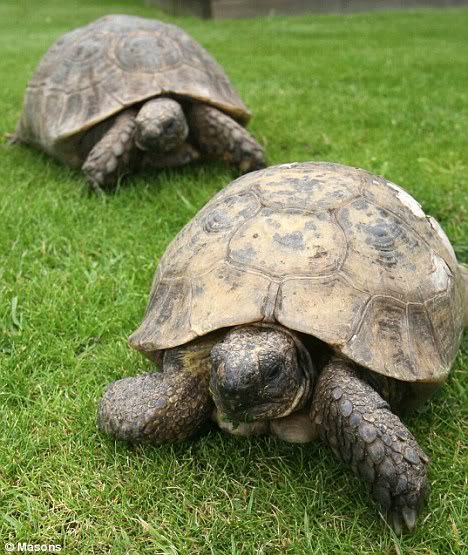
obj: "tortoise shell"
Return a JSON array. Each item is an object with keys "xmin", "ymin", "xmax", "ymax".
[
  {"xmin": 129, "ymin": 162, "xmax": 465, "ymax": 384},
  {"xmin": 15, "ymin": 14, "xmax": 250, "ymax": 165}
]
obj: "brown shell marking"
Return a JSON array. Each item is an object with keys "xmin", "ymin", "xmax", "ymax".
[
  {"xmin": 15, "ymin": 14, "xmax": 250, "ymax": 163},
  {"xmin": 130, "ymin": 162, "xmax": 464, "ymax": 384}
]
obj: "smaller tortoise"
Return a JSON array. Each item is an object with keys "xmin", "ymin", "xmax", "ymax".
[
  {"xmin": 12, "ymin": 14, "xmax": 265, "ymax": 191},
  {"xmin": 98, "ymin": 162, "xmax": 467, "ymax": 532}
]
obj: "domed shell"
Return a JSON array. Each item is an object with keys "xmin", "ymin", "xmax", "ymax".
[
  {"xmin": 130, "ymin": 162, "xmax": 465, "ymax": 384},
  {"xmin": 15, "ymin": 14, "xmax": 250, "ymax": 164}
]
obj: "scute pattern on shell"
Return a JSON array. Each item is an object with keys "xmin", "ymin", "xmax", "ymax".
[
  {"xmin": 130, "ymin": 162, "xmax": 465, "ymax": 384},
  {"xmin": 15, "ymin": 14, "xmax": 249, "ymax": 163}
]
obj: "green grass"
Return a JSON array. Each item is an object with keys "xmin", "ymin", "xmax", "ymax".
[{"xmin": 1, "ymin": 0, "xmax": 467, "ymax": 553}]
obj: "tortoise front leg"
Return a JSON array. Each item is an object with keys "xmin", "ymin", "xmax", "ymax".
[
  {"xmin": 188, "ymin": 104, "xmax": 266, "ymax": 174},
  {"xmin": 82, "ymin": 108, "xmax": 138, "ymax": 192},
  {"xmin": 98, "ymin": 344, "xmax": 213, "ymax": 444},
  {"xmin": 310, "ymin": 358, "xmax": 429, "ymax": 533}
]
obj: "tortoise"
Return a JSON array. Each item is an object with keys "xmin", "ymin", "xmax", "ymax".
[
  {"xmin": 11, "ymin": 14, "xmax": 265, "ymax": 191},
  {"xmin": 98, "ymin": 162, "xmax": 467, "ymax": 532}
]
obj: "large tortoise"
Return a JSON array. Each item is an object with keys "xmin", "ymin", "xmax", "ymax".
[
  {"xmin": 12, "ymin": 14, "xmax": 265, "ymax": 191},
  {"xmin": 98, "ymin": 162, "xmax": 467, "ymax": 532}
]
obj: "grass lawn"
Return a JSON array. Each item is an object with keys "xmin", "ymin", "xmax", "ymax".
[{"xmin": 1, "ymin": 0, "xmax": 467, "ymax": 553}]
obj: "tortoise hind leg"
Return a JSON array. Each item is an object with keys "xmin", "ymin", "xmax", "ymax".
[
  {"xmin": 310, "ymin": 357, "xmax": 429, "ymax": 533},
  {"xmin": 188, "ymin": 104, "xmax": 266, "ymax": 174},
  {"xmin": 82, "ymin": 108, "xmax": 138, "ymax": 192},
  {"xmin": 98, "ymin": 342, "xmax": 213, "ymax": 443}
]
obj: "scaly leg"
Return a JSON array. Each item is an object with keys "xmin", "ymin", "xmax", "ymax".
[
  {"xmin": 188, "ymin": 104, "xmax": 266, "ymax": 174},
  {"xmin": 98, "ymin": 341, "xmax": 213, "ymax": 443},
  {"xmin": 82, "ymin": 108, "xmax": 138, "ymax": 192},
  {"xmin": 310, "ymin": 357, "xmax": 429, "ymax": 533}
]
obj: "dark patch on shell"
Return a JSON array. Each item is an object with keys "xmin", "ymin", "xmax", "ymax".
[
  {"xmin": 273, "ymin": 231, "xmax": 305, "ymax": 250},
  {"xmin": 230, "ymin": 245, "xmax": 256, "ymax": 263},
  {"xmin": 353, "ymin": 197, "xmax": 368, "ymax": 210},
  {"xmin": 202, "ymin": 209, "xmax": 232, "ymax": 233}
]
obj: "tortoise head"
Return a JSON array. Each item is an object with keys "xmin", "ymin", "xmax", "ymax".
[
  {"xmin": 210, "ymin": 324, "xmax": 315, "ymax": 422},
  {"xmin": 134, "ymin": 98, "xmax": 188, "ymax": 153}
]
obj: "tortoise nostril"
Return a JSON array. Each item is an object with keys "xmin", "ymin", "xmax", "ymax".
[{"xmin": 164, "ymin": 119, "xmax": 176, "ymax": 132}]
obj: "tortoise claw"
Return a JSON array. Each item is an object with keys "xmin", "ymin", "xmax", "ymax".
[
  {"xmin": 387, "ymin": 506, "xmax": 418, "ymax": 534},
  {"xmin": 402, "ymin": 506, "xmax": 417, "ymax": 531},
  {"xmin": 390, "ymin": 511, "xmax": 403, "ymax": 535},
  {"xmin": 87, "ymin": 177, "xmax": 105, "ymax": 195}
]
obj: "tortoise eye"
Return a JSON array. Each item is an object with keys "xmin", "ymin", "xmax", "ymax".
[{"xmin": 264, "ymin": 361, "xmax": 282, "ymax": 382}]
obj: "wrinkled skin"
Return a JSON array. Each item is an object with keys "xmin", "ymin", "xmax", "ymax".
[{"xmin": 98, "ymin": 323, "xmax": 433, "ymax": 533}]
